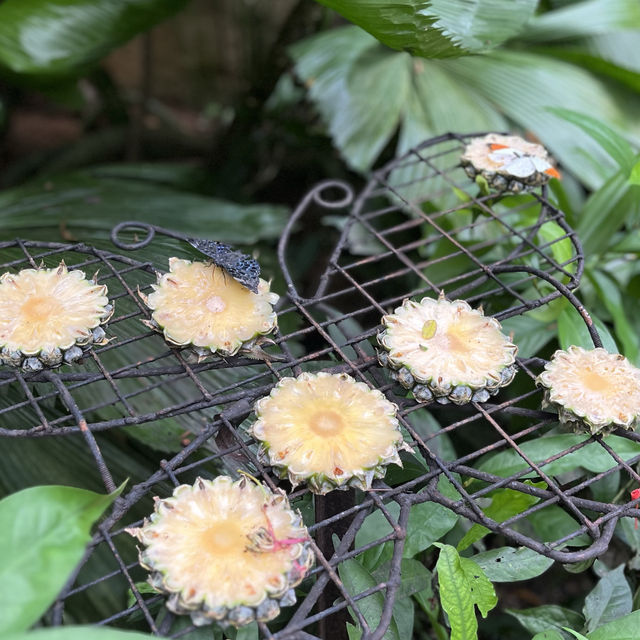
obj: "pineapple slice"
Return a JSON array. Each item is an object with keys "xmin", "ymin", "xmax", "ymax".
[
  {"xmin": 537, "ymin": 346, "xmax": 640, "ymax": 434},
  {"xmin": 0, "ymin": 262, "xmax": 112, "ymax": 372},
  {"xmin": 143, "ymin": 257, "xmax": 278, "ymax": 360},
  {"xmin": 377, "ymin": 295, "xmax": 517, "ymax": 405},
  {"xmin": 251, "ymin": 372, "xmax": 407, "ymax": 494},
  {"xmin": 461, "ymin": 133, "xmax": 559, "ymax": 193},
  {"xmin": 127, "ymin": 475, "xmax": 313, "ymax": 628}
]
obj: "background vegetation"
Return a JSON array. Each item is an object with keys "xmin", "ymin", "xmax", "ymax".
[{"xmin": 1, "ymin": 1, "xmax": 640, "ymax": 639}]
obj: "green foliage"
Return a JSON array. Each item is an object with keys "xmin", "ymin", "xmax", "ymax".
[
  {"xmin": 0, "ymin": 0, "xmax": 188, "ymax": 79},
  {"xmin": 583, "ymin": 563, "xmax": 632, "ymax": 632},
  {"xmin": 470, "ymin": 547, "xmax": 554, "ymax": 582},
  {"xmin": 0, "ymin": 483, "xmax": 123, "ymax": 633},
  {"xmin": 434, "ymin": 543, "xmax": 497, "ymax": 640},
  {"xmin": 457, "ymin": 482, "xmax": 545, "ymax": 551},
  {"xmin": 506, "ymin": 604, "xmax": 584, "ymax": 636},
  {"xmin": 338, "ymin": 557, "xmax": 404, "ymax": 639},
  {"xmin": 294, "ymin": 4, "xmax": 639, "ymax": 188},
  {"xmin": 0, "ymin": 169, "xmax": 289, "ymax": 246},
  {"xmin": 311, "ymin": 0, "xmax": 538, "ymax": 58},
  {"xmin": 557, "ymin": 306, "xmax": 618, "ymax": 353},
  {"xmin": 478, "ymin": 434, "xmax": 640, "ymax": 479}
]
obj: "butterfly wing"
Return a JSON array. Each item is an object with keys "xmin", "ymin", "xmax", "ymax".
[
  {"xmin": 187, "ymin": 238, "xmax": 261, "ymax": 293},
  {"xmin": 502, "ymin": 156, "xmax": 537, "ymax": 178}
]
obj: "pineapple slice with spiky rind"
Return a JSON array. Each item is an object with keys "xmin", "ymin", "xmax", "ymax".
[
  {"xmin": 143, "ymin": 257, "xmax": 278, "ymax": 359},
  {"xmin": 251, "ymin": 372, "xmax": 408, "ymax": 495},
  {"xmin": 461, "ymin": 133, "xmax": 557, "ymax": 193},
  {"xmin": 0, "ymin": 262, "xmax": 112, "ymax": 372},
  {"xmin": 377, "ymin": 295, "xmax": 518, "ymax": 405},
  {"xmin": 127, "ymin": 475, "xmax": 314, "ymax": 628},
  {"xmin": 537, "ymin": 346, "xmax": 640, "ymax": 435}
]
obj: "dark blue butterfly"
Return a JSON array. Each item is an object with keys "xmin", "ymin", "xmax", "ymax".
[{"xmin": 188, "ymin": 238, "xmax": 260, "ymax": 293}]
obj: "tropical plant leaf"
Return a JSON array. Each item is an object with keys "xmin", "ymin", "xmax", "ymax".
[
  {"xmin": 312, "ymin": 0, "xmax": 537, "ymax": 58},
  {"xmin": 477, "ymin": 434, "xmax": 640, "ymax": 479},
  {"xmin": 521, "ymin": 0, "xmax": 640, "ymax": 42},
  {"xmin": 0, "ymin": 483, "xmax": 123, "ymax": 633},
  {"xmin": 434, "ymin": 543, "xmax": 497, "ymax": 640},
  {"xmin": 292, "ymin": 28, "xmax": 632, "ymax": 187},
  {"xmin": 0, "ymin": 170, "xmax": 289, "ymax": 245},
  {"xmin": 583, "ymin": 563, "xmax": 632, "ymax": 632},
  {"xmin": 547, "ymin": 107, "xmax": 636, "ymax": 171},
  {"xmin": 587, "ymin": 610, "xmax": 640, "ymax": 639},
  {"xmin": 506, "ymin": 604, "xmax": 585, "ymax": 636},
  {"xmin": 557, "ymin": 306, "xmax": 618, "ymax": 354},
  {"xmin": 587, "ymin": 269, "xmax": 640, "ymax": 363},
  {"xmin": 576, "ymin": 169, "xmax": 639, "ymax": 254},
  {"xmin": 0, "ymin": 0, "xmax": 188, "ymax": 77},
  {"xmin": 440, "ymin": 50, "xmax": 628, "ymax": 188},
  {"xmin": 471, "ymin": 546, "xmax": 554, "ymax": 582},
  {"xmin": 354, "ymin": 496, "xmax": 458, "ymax": 561},
  {"xmin": 338, "ymin": 558, "xmax": 402, "ymax": 640},
  {"xmin": 457, "ymin": 483, "xmax": 544, "ymax": 551}
]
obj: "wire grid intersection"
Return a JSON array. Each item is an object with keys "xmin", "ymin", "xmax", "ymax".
[{"xmin": 2, "ymin": 133, "xmax": 639, "ymax": 639}]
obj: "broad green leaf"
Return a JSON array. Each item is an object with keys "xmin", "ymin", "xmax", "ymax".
[
  {"xmin": 630, "ymin": 159, "xmax": 640, "ymax": 186},
  {"xmin": 457, "ymin": 483, "xmax": 544, "ymax": 551},
  {"xmin": 477, "ymin": 434, "xmax": 640, "ymax": 479},
  {"xmin": 576, "ymin": 169, "xmax": 635, "ymax": 254},
  {"xmin": 0, "ymin": 171, "xmax": 289, "ymax": 245},
  {"xmin": 0, "ymin": 484, "xmax": 123, "ymax": 633},
  {"xmin": 372, "ymin": 558, "xmax": 431, "ymax": 600},
  {"xmin": 527, "ymin": 505, "xmax": 591, "ymax": 547},
  {"xmin": 404, "ymin": 500, "xmax": 459, "ymax": 557},
  {"xmin": 0, "ymin": 628, "xmax": 157, "ymax": 640},
  {"xmin": 338, "ymin": 558, "xmax": 401, "ymax": 640},
  {"xmin": 290, "ymin": 27, "xmax": 408, "ymax": 172},
  {"xmin": 313, "ymin": 0, "xmax": 537, "ymax": 58},
  {"xmin": 414, "ymin": 575, "xmax": 449, "ymax": 640},
  {"xmin": 564, "ymin": 630, "xmax": 589, "ymax": 640},
  {"xmin": 532, "ymin": 632, "xmax": 565, "ymax": 640},
  {"xmin": 534, "ymin": 41, "xmax": 640, "ymax": 95},
  {"xmin": 583, "ymin": 564, "xmax": 632, "ymax": 632},
  {"xmin": 587, "ymin": 269, "xmax": 640, "ymax": 363},
  {"xmin": 547, "ymin": 108, "xmax": 635, "ymax": 171},
  {"xmin": 506, "ymin": 605, "xmax": 584, "ymax": 636},
  {"xmin": 355, "ymin": 497, "xmax": 458, "ymax": 562},
  {"xmin": 587, "ymin": 610, "xmax": 640, "ymax": 639},
  {"xmin": 434, "ymin": 544, "xmax": 478, "ymax": 640},
  {"xmin": 558, "ymin": 306, "xmax": 618, "ymax": 354},
  {"xmin": 458, "ymin": 556, "xmax": 497, "ymax": 618},
  {"xmin": 0, "ymin": 0, "xmax": 187, "ymax": 77},
  {"xmin": 471, "ymin": 546, "xmax": 554, "ymax": 582},
  {"xmin": 235, "ymin": 623, "xmax": 260, "ymax": 640},
  {"xmin": 522, "ymin": 0, "xmax": 640, "ymax": 42}
]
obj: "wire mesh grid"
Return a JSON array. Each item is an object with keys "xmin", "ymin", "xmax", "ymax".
[{"xmin": 3, "ymin": 132, "xmax": 640, "ymax": 639}]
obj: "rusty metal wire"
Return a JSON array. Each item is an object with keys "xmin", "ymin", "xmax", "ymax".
[{"xmin": 2, "ymin": 132, "xmax": 639, "ymax": 640}]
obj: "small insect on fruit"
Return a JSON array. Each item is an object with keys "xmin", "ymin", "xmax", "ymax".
[
  {"xmin": 141, "ymin": 257, "xmax": 279, "ymax": 361},
  {"xmin": 461, "ymin": 133, "xmax": 560, "ymax": 193},
  {"xmin": 0, "ymin": 262, "xmax": 112, "ymax": 372},
  {"xmin": 188, "ymin": 238, "xmax": 260, "ymax": 294},
  {"xmin": 127, "ymin": 475, "xmax": 314, "ymax": 628}
]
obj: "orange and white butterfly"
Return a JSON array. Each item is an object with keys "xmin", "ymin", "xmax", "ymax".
[{"xmin": 488, "ymin": 143, "xmax": 560, "ymax": 179}]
